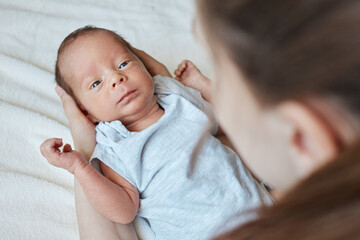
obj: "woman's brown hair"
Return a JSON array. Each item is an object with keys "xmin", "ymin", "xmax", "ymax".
[{"xmin": 197, "ymin": 0, "xmax": 360, "ymax": 239}]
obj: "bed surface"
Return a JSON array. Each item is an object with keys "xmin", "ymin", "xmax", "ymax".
[{"xmin": 0, "ymin": 1, "xmax": 210, "ymax": 239}]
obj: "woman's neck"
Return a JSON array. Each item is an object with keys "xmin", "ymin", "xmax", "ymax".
[{"xmin": 125, "ymin": 99, "xmax": 164, "ymax": 132}]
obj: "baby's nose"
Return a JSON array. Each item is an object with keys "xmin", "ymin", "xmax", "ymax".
[{"xmin": 111, "ymin": 73, "xmax": 127, "ymax": 88}]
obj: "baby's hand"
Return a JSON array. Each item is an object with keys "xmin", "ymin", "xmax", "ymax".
[
  {"xmin": 174, "ymin": 60, "xmax": 206, "ymax": 90},
  {"xmin": 40, "ymin": 138, "xmax": 89, "ymax": 174},
  {"xmin": 174, "ymin": 60, "xmax": 212, "ymax": 101}
]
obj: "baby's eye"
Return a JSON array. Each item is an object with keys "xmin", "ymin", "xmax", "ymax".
[
  {"xmin": 118, "ymin": 61, "xmax": 128, "ymax": 69},
  {"xmin": 91, "ymin": 80, "xmax": 101, "ymax": 89}
]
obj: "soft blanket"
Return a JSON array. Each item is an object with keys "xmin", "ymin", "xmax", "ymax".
[{"xmin": 0, "ymin": 0, "xmax": 210, "ymax": 239}]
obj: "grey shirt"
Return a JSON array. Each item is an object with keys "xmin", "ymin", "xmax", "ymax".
[{"xmin": 91, "ymin": 76, "xmax": 272, "ymax": 240}]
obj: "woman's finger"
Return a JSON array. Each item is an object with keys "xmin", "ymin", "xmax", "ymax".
[
  {"xmin": 55, "ymin": 86, "xmax": 80, "ymax": 117},
  {"xmin": 132, "ymin": 47, "xmax": 172, "ymax": 77},
  {"xmin": 132, "ymin": 47, "xmax": 150, "ymax": 60},
  {"xmin": 55, "ymin": 86, "xmax": 94, "ymax": 125},
  {"xmin": 55, "ymin": 86, "xmax": 87, "ymax": 121},
  {"xmin": 133, "ymin": 48, "xmax": 158, "ymax": 68}
]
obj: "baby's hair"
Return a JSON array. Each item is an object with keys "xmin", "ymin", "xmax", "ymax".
[{"xmin": 55, "ymin": 25, "xmax": 135, "ymax": 103}]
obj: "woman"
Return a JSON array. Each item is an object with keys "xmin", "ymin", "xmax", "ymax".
[
  {"xmin": 195, "ymin": 0, "xmax": 360, "ymax": 239},
  {"xmin": 57, "ymin": 0, "xmax": 360, "ymax": 239}
]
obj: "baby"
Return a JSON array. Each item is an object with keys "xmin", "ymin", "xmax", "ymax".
[{"xmin": 40, "ymin": 26, "xmax": 272, "ymax": 240}]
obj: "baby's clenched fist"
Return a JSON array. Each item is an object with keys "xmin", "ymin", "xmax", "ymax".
[{"xmin": 40, "ymin": 138, "xmax": 89, "ymax": 174}]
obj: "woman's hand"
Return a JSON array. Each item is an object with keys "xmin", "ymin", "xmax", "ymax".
[
  {"xmin": 56, "ymin": 86, "xmax": 96, "ymax": 160},
  {"xmin": 132, "ymin": 47, "xmax": 172, "ymax": 78}
]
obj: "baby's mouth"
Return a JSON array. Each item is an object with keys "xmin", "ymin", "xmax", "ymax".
[{"xmin": 118, "ymin": 90, "xmax": 136, "ymax": 103}]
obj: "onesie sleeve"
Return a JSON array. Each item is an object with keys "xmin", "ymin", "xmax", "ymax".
[
  {"xmin": 89, "ymin": 142, "xmax": 138, "ymax": 188},
  {"xmin": 153, "ymin": 75, "xmax": 218, "ymax": 135},
  {"xmin": 89, "ymin": 143, "xmax": 116, "ymax": 173}
]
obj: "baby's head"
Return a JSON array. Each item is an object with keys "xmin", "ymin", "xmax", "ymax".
[{"xmin": 55, "ymin": 26, "xmax": 155, "ymax": 124}]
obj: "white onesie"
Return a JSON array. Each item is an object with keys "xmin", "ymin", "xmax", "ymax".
[{"xmin": 91, "ymin": 75, "xmax": 272, "ymax": 240}]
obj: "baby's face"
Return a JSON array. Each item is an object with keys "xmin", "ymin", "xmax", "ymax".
[{"xmin": 59, "ymin": 31, "xmax": 155, "ymax": 124}]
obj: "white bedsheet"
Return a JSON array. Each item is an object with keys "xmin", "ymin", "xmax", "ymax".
[{"xmin": 0, "ymin": 1, "xmax": 210, "ymax": 239}]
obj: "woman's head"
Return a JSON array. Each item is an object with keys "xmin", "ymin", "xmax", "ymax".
[{"xmin": 196, "ymin": 0, "xmax": 360, "ymax": 190}]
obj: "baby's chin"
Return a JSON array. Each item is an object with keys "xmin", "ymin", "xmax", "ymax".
[
  {"xmin": 96, "ymin": 116, "xmax": 125, "ymax": 123},
  {"xmin": 89, "ymin": 111, "xmax": 121, "ymax": 123}
]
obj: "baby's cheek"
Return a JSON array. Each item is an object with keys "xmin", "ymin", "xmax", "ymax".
[
  {"xmin": 85, "ymin": 103, "xmax": 104, "ymax": 122},
  {"xmin": 97, "ymin": 107, "xmax": 111, "ymax": 121}
]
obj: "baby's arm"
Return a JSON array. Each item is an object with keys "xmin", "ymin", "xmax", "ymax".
[
  {"xmin": 56, "ymin": 87, "xmax": 138, "ymax": 240},
  {"xmin": 174, "ymin": 60, "xmax": 212, "ymax": 102},
  {"xmin": 40, "ymin": 138, "xmax": 139, "ymax": 224},
  {"xmin": 174, "ymin": 60, "xmax": 225, "ymax": 135}
]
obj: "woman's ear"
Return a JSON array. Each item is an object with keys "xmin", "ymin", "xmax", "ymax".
[{"xmin": 276, "ymin": 101, "xmax": 340, "ymax": 178}]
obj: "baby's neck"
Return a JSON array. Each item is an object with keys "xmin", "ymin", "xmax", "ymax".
[{"xmin": 125, "ymin": 101, "xmax": 164, "ymax": 132}]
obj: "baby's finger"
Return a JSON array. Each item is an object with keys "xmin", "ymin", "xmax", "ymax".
[
  {"xmin": 40, "ymin": 138, "xmax": 62, "ymax": 159},
  {"xmin": 174, "ymin": 69, "xmax": 181, "ymax": 76},
  {"xmin": 180, "ymin": 60, "xmax": 188, "ymax": 69},
  {"xmin": 174, "ymin": 61, "xmax": 187, "ymax": 76},
  {"xmin": 63, "ymin": 143, "xmax": 72, "ymax": 152},
  {"xmin": 41, "ymin": 138, "xmax": 62, "ymax": 150},
  {"xmin": 49, "ymin": 138, "xmax": 63, "ymax": 155},
  {"xmin": 178, "ymin": 60, "xmax": 189, "ymax": 71},
  {"xmin": 53, "ymin": 138, "xmax": 63, "ymax": 147}
]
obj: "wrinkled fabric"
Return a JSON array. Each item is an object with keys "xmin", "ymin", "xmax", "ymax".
[{"xmin": 91, "ymin": 76, "xmax": 273, "ymax": 240}]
